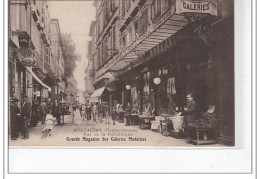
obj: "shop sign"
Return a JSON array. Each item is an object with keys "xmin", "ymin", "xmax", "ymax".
[
  {"xmin": 148, "ymin": 35, "xmax": 178, "ymax": 58},
  {"xmin": 176, "ymin": 0, "xmax": 218, "ymax": 16}
]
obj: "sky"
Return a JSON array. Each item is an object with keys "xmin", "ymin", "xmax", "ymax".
[{"xmin": 48, "ymin": 1, "xmax": 96, "ymax": 91}]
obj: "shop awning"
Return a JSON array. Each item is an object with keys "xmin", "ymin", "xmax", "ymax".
[
  {"xmin": 90, "ymin": 87, "xmax": 106, "ymax": 98},
  {"xmin": 26, "ymin": 67, "xmax": 51, "ymax": 92},
  {"xmin": 93, "ymin": 72, "xmax": 115, "ymax": 85},
  {"xmin": 106, "ymin": 80, "xmax": 118, "ymax": 92}
]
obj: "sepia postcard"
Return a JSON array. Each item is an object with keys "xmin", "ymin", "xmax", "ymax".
[{"xmin": 7, "ymin": 0, "xmax": 235, "ymax": 148}]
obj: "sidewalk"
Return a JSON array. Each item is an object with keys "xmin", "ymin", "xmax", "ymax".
[{"xmin": 9, "ymin": 111, "xmax": 224, "ymax": 147}]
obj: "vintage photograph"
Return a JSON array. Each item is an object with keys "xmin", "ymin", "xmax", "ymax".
[{"xmin": 8, "ymin": 0, "xmax": 234, "ymax": 147}]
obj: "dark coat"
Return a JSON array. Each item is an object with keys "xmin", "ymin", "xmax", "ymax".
[
  {"xmin": 185, "ymin": 100, "xmax": 198, "ymax": 123},
  {"xmin": 21, "ymin": 101, "xmax": 32, "ymax": 119},
  {"xmin": 39, "ymin": 102, "xmax": 47, "ymax": 115},
  {"xmin": 125, "ymin": 105, "xmax": 131, "ymax": 117},
  {"xmin": 10, "ymin": 103, "xmax": 20, "ymax": 122},
  {"xmin": 52, "ymin": 103, "xmax": 61, "ymax": 117},
  {"xmin": 85, "ymin": 106, "xmax": 92, "ymax": 113}
]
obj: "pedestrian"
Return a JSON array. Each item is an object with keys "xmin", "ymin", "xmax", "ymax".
[
  {"xmin": 96, "ymin": 103, "xmax": 101, "ymax": 122},
  {"xmin": 125, "ymin": 102, "xmax": 131, "ymax": 126},
  {"xmin": 104, "ymin": 103, "xmax": 110, "ymax": 124},
  {"xmin": 116, "ymin": 102, "xmax": 120, "ymax": 121},
  {"xmin": 112, "ymin": 107, "xmax": 116, "ymax": 125},
  {"xmin": 86, "ymin": 104, "xmax": 92, "ymax": 121},
  {"xmin": 10, "ymin": 98, "xmax": 20, "ymax": 140},
  {"xmin": 92, "ymin": 103, "xmax": 98, "ymax": 122},
  {"xmin": 73, "ymin": 105, "xmax": 77, "ymax": 112},
  {"xmin": 144, "ymin": 101, "xmax": 152, "ymax": 116},
  {"xmin": 79, "ymin": 105, "xmax": 83, "ymax": 117},
  {"xmin": 39, "ymin": 99, "xmax": 47, "ymax": 125},
  {"xmin": 41, "ymin": 110, "xmax": 55, "ymax": 139},
  {"xmin": 119, "ymin": 104, "xmax": 124, "ymax": 123},
  {"xmin": 81, "ymin": 104, "xmax": 86, "ymax": 120},
  {"xmin": 20, "ymin": 95, "xmax": 31, "ymax": 140},
  {"xmin": 52, "ymin": 100, "xmax": 61, "ymax": 126},
  {"xmin": 100, "ymin": 103, "xmax": 105, "ymax": 123}
]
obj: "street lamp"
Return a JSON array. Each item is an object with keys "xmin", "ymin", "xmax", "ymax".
[
  {"xmin": 153, "ymin": 77, "xmax": 161, "ymax": 116},
  {"xmin": 153, "ymin": 77, "xmax": 161, "ymax": 85},
  {"xmin": 126, "ymin": 85, "xmax": 131, "ymax": 90}
]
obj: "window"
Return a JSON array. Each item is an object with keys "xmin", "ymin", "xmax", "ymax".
[
  {"xmin": 152, "ymin": 0, "xmax": 162, "ymax": 20},
  {"xmin": 121, "ymin": 0, "xmax": 125, "ymax": 18},
  {"xmin": 140, "ymin": 10, "xmax": 148, "ymax": 34},
  {"xmin": 111, "ymin": 0, "xmax": 116, "ymax": 11},
  {"xmin": 126, "ymin": 27, "xmax": 132, "ymax": 45},
  {"xmin": 134, "ymin": 20, "xmax": 139, "ymax": 35},
  {"xmin": 112, "ymin": 25, "xmax": 116, "ymax": 53},
  {"xmin": 122, "ymin": 35, "xmax": 126, "ymax": 48},
  {"xmin": 107, "ymin": 32, "xmax": 112, "ymax": 57}
]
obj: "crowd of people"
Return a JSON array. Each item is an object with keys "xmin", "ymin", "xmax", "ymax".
[
  {"xmin": 79, "ymin": 102, "xmax": 109, "ymax": 123},
  {"xmin": 10, "ymin": 93, "xmax": 199, "ymax": 141},
  {"xmin": 9, "ymin": 96, "xmax": 67, "ymax": 140}
]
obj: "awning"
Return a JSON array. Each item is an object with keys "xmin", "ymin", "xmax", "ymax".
[
  {"xmin": 26, "ymin": 67, "xmax": 51, "ymax": 92},
  {"xmin": 90, "ymin": 87, "xmax": 106, "ymax": 98},
  {"xmin": 106, "ymin": 80, "xmax": 118, "ymax": 92},
  {"xmin": 93, "ymin": 72, "xmax": 115, "ymax": 85}
]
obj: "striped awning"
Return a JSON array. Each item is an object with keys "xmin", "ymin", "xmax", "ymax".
[
  {"xmin": 90, "ymin": 87, "xmax": 106, "ymax": 98},
  {"xmin": 26, "ymin": 67, "xmax": 51, "ymax": 92}
]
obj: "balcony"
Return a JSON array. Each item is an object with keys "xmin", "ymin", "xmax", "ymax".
[
  {"xmin": 108, "ymin": 1, "xmax": 190, "ymax": 72},
  {"xmin": 96, "ymin": 7, "xmax": 119, "ymax": 44},
  {"xmin": 40, "ymin": 30, "xmax": 50, "ymax": 47},
  {"xmin": 31, "ymin": 4, "xmax": 41, "ymax": 22}
]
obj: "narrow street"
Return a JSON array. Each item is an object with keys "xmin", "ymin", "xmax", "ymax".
[{"xmin": 9, "ymin": 110, "xmax": 223, "ymax": 147}]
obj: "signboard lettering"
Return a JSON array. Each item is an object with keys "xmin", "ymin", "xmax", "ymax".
[{"xmin": 176, "ymin": 0, "xmax": 218, "ymax": 16}]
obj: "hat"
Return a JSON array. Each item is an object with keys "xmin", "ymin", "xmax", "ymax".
[{"xmin": 13, "ymin": 98, "xmax": 19, "ymax": 102}]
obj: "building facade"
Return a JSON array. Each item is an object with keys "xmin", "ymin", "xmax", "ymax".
[
  {"xmin": 8, "ymin": 0, "xmax": 65, "ymax": 106},
  {"xmin": 86, "ymin": 0, "xmax": 234, "ymax": 145},
  {"xmin": 50, "ymin": 19, "xmax": 66, "ymax": 102}
]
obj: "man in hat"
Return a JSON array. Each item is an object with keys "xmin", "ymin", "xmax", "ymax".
[
  {"xmin": 21, "ymin": 95, "xmax": 31, "ymax": 139},
  {"xmin": 10, "ymin": 98, "xmax": 20, "ymax": 140}
]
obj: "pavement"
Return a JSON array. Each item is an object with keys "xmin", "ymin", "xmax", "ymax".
[{"xmin": 9, "ymin": 110, "xmax": 224, "ymax": 147}]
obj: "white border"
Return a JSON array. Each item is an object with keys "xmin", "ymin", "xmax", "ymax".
[{"xmin": 2, "ymin": 0, "xmax": 257, "ymax": 177}]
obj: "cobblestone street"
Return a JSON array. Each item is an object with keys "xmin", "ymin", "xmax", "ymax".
[{"xmin": 9, "ymin": 110, "xmax": 224, "ymax": 147}]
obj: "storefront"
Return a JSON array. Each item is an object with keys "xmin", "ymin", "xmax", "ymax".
[{"xmin": 116, "ymin": 13, "xmax": 234, "ymax": 145}]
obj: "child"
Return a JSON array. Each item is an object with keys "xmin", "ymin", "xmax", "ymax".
[{"xmin": 41, "ymin": 110, "xmax": 55, "ymax": 139}]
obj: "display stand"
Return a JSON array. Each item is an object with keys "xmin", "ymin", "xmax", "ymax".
[
  {"xmin": 138, "ymin": 115, "xmax": 155, "ymax": 130},
  {"xmin": 186, "ymin": 126, "xmax": 218, "ymax": 145},
  {"xmin": 160, "ymin": 119, "xmax": 173, "ymax": 136}
]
